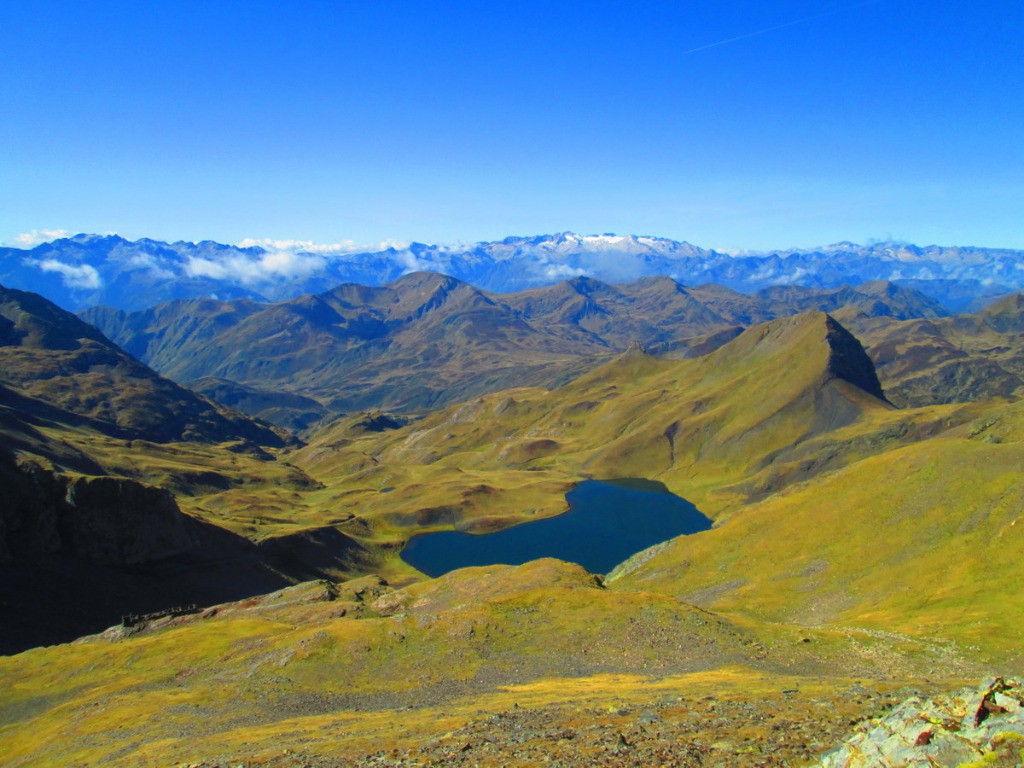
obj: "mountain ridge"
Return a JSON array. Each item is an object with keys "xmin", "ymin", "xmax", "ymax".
[
  {"xmin": 3, "ymin": 231, "xmax": 1019, "ymax": 312},
  {"xmin": 297, "ymin": 309, "xmax": 899, "ymax": 527},
  {"xmin": 0, "ymin": 285, "xmax": 286, "ymax": 446},
  {"xmin": 83, "ymin": 274, "xmax": 947, "ymax": 429}
]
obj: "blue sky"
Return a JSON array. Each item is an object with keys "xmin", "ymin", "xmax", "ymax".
[{"xmin": 2, "ymin": 0, "xmax": 1021, "ymax": 250}]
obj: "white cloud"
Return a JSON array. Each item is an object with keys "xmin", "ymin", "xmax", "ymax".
[
  {"xmin": 744, "ymin": 265, "xmax": 784, "ymax": 283},
  {"xmin": 217, "ymin": 238, "xmax": 419, "ymax": 281},
  {"xmin": 186, "ymin": 255, "xmax": 257, "ymax": 282},
  {"xmin": 183, "ymin": 257, "xmax": 227, "ymax": 280},
  {"xmin": 236, "ymin": 238, "xmax": 411, "ymax": 254},
  {"xmin": 32, "ymin": 259, "xmax": 102, "ymax": 289},
  {"xmin": 258, "ymin": 249, "xmax": 326, "ymax": 279},
  {"xmin": 123, "ymin": 252, "xmax": 176, "ymax": 280},
  {"xmin": 184, "ymin": 248, "xmax": 330, "ymax": 285},
  {"xmin": 237, "ymin": 237, "xmax": 358, "ymax": 254},
  {"xmin": 542, "ymin": 263, "xmax": 587, "ymax": 279},
  {"xmin": 12, "ymin": 229, "xmax": 70, "ymax": 247},
  {"xmin": 397, "ymin": 250, "xmax": 433, "ymax": 274}
]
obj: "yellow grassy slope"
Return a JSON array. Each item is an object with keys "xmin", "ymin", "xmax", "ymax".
[
  {"xmin": 294, "ymin": 312, "xmax": 904, "ymax": 524},
  {"xmin": 4, "ymin": 312, "xmax": 1020, "ymax": 765},
  {"xmin": 0, "ymin": 560, "xmax": 979, "ymax": 768},
  {"xmin": 613, "ymin": 397, "xmax": 1024, "ymax": 664}
]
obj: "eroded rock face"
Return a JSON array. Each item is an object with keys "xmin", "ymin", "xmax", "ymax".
[
  {"xmin": 0, "ymin": 455, "xmax": 70, "ymax": 561},
  {"xmin": 61, "ymin": 475, "xmax": 201, "ymax": 565},
  {"xmin": 819, "ymin": 677, "xmax": 1024, "ymax": 767},
  {"xmin": 0, "ymin": 453, "xmax": 201, "ymax": 566}
]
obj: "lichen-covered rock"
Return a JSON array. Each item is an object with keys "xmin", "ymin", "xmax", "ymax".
[{"xmin": 819, "ymin": 677, "xmax": 1024, "ymax": 767}]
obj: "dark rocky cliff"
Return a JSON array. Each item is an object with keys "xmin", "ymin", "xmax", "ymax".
[
  {"xmin": 0, "ymin": 453, "xmax": 203, "ymax": 566},
  {"xmin": 0, "ymin": 452, "xmax": 372, "ymax": 653}
]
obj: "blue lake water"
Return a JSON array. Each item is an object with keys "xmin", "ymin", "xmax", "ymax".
[{"xmin": 400, "ymin": 479, "xmax": 712, "ymax": 577}]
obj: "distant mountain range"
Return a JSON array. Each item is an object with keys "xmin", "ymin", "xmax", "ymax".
[{"xmin": 2, "ymin": 232, "xmax": 1019, "ymax": 312}]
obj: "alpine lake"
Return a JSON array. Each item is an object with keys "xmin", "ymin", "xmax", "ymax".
[{"xmin": 401, "ymin": 479, "xmax": 712, "ymax": 577}]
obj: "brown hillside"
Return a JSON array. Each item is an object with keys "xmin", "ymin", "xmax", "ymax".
[{"xmin": 0, "ymin": 285, "xmax": 285, "ymax": 445}]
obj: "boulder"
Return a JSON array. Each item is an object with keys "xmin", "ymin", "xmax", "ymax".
[{"xmin": 819, "ymin": 677, "xmax": 1024, "ymax": 767}]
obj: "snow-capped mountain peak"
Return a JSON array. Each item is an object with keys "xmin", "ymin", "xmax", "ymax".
[{"xmin": 1, "ymin": 232, "xmax": 1020, "ymax": 313}]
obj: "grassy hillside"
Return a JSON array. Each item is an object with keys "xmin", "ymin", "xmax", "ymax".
[
  {"xmin": 286, "ymin": 310, "xmax": 1023, "ymax": 666},
  {"xmin": 856, "ymin": 291, "xmax": 1024, "ymax": 407},
  {"xmin": 612, "ymin": 396, "xmax": 1024, "ymax": 663},
  {"xmin": 0, "ymin": 560, "xmax": 982, "ymax": 767},
  {"xmin": 3, "ymin": 295, "xmax": 1022, "ymax": 764},
  {"xmin": 294, "ymin": 312, "xmax": 905, "ymax": 523},
  {"xmin": 0, "ymin": 285, "xmax": 285, "ymax": 445}
]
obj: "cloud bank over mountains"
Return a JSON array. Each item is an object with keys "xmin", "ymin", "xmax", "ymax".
[
  {"xmin": 1, "ymin": 231, "xmax": 1021, "ymax": 313},
  {"xmin": 11, "ymin": 229, "xmax": 72, "ymax": 247}
]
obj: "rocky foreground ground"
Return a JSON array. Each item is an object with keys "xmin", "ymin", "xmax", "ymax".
[{"xmin": 164, "ymin": 679, "xmax": 1024, "ymax": 768}]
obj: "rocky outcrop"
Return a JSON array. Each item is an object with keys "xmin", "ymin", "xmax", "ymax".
[
  {"xmin": 256, "ymin": 525, "xmax": 371, "ymax": 580},
  {"xmin": 0, "ymin": 453, "xmax": 202, "ymax": 566},
  {"xmin": 819, "ymin": 677, "xmax": 1024, "ymax": 767},
  {"xmin": 0, "ymin": 455, "xmax": 65, "ymax": 561},
  {"xmin": 61, "ymin": 475, "xmax": 202, "ymax": 565}
]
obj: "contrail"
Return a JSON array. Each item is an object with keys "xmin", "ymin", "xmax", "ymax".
[{"xmin": 680, "ymin": 0, "xmax": 885, "ymax": 56}]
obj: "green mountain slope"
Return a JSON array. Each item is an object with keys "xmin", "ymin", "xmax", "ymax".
[
  {"xmin": 291, "ymin": 309, "xmax": 1017, "ymax": 654},
  {"xmin": 1, "ymin": 302, "xmax": 1018, "ymax": 765},
  {"xmin": 294, "ymin": 311, "xmax": 907, "ymax": 533},
  {"xmin": 611, "ymin": 396, "xmax": 1024, "ymax": 662},
  {"xmin": 0, "ymin": 557, "xmax": 987, "ymax": 767}
]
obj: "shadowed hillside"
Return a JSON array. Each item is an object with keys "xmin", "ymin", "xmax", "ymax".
[
  {"xmin": 0, "ymin": 285, "xmax": 286, "ymax": 445},
  {"xmin": 0, "ymin": 286, "xmax": 373, "ymax": 651}
]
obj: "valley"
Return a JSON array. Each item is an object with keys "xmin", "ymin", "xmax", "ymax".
[{"xmin": 1, "ymin": 263, "xmax": 1023, "ymax": 767}]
